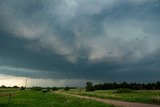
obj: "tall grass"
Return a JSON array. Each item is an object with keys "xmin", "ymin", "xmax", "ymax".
[
  {"xmin": 65, "ymin": 89, "xmax": 160, "ymax": 105},
  {"xmin": 0, "ymin": 90, "xmax": 115, "ymax": 107}
]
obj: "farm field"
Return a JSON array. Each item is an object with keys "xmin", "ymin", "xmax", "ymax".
[
  {"xmin": 61, "ymin": 89, "xmax": 160, "ymax": 105},
  {"xmin": 0, "ymin": 89, "xmax": 115, "ymax": 107}
]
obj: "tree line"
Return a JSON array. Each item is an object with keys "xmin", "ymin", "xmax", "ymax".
[
  {"xmin": 0, "ymin": 85, "xmax": 76, "ymax": 91},
  {"xmin": 92, "ymin": 81, "xmax": 160, "ymax": 90},
  {"xmin": 86, "ymin": 81, "xmax": 160, "ymax": 91}
]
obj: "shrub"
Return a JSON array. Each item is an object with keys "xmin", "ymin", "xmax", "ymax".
[
  {"xmin": 31, "ymin": 87, "xmax": 42, "ymax": 91},
  {"xmin": 42, "ymin": 89, "xmax": 50, "ymax": 93},
  {"xmin": 64, "ymin": 86, "xmax": 70, "ymax": 91},
  {"xmin": 116, "ymin": 88, "xmax": 134, "ymax": 93},
  {"xmin": 0, "ymin": 85, "xmax": 6, "ymax": 88},
  {"xmin": 86, "ymin": 82, "xmax": 95, "ymax": 92},
  {"xmin": 52, "ymin": 87, "xmax": 58, "ymax": 91},
  {"xmin": 20, "ymin": 86, "xmax": 25, "ymax": 90},
  {"xmin": 13, "ymin": 86, "xmax": 19, "ymax": 88}
]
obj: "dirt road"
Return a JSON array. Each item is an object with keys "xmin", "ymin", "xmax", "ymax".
[{"xmin": 55, "ymin": 92, "xmax": 160, "ymax": 107}]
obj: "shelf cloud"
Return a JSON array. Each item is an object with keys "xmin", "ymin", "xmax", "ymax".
[{"xmin": 0, "ymin": 0, "xmax": 160, "ymax": 84}]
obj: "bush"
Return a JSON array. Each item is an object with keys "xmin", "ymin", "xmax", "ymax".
[
  {"xmin": 13, "ymin": 86, "xmax": 19, "ymax": 88},
  {"xmin": 86, "ymin": 82, "xmax": 95, "ymax": 92},
  {"xmin": 31, "ymin": 87, "xmax": 42, "ymax": 91},
  {"xmin": 42, "ymin": 89, "xmax": 50, "ymax": 93},
  {"xmin": 52, "ymin": 87, "xmax": 58, "ymax": 91},
  {"xmin": 64, "ymin": 86, "xmax": 70, "ymax": 91},
  {"xmin": 0, "ymin": 85, "xmax": 6, "ymax": 88},
  {"xmin": 20, "ymin": 86, "xmax": 25, "ymax": 90},
  {"xmin": 116, "ymin": 88, "xmax": 134, "ymax": 93}
]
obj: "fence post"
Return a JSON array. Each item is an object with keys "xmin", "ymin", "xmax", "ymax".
[{"xmin": 8, "ymin": 93, "xmax": 11, "ymax": 102}]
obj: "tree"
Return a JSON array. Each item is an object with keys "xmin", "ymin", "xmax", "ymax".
[
  {"xmin": 20, "ymin": 86, "xmax": 25, "ymax": 90},
  {"xmin": 86, "ymin": 82, "xmax": 95, "ymax": 91},
  {"xmin": 13, "ymin": 86, "xmax": 19, "ymax": 88},
  {"xmin": 64, "ymin": 86, "xmax": 70, "ymax": 91},
  {"xmin": 52, "ymin": 87, "xmax": 58, "ymax": 91},
  {"xmin": 0, "ymin": 85, "xmax": 6, "ymax": 88}
]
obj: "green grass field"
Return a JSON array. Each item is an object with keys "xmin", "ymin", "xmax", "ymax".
[
  {"xmin": 1, "ymin": 88, "xmax": 160, "ymax": 107},
  {"xmin": 0, "ymin": 89, "xmax": 115, "ymax": 107},
  {"xmin": 64, "ymin": 89, "xmax": 160, "ymax": 105}
]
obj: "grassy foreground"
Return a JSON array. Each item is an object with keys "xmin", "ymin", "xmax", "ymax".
[
  {"xmin": 63, "ymin": 89, "xmax": 160, "ymax": 105},
  {"xmin": 0, "ymin": 89, "xmax": 115, "ymax": 107}
]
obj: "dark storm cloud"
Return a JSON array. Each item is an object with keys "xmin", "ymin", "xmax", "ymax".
[{"xmin": 0, "ymin": 0, "xmax": 160, "ymax": 82}]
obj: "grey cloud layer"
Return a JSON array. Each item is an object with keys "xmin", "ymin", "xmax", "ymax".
[{"xmin": 0, "ymin": 0, "xmax": 160, "ymax": 82}]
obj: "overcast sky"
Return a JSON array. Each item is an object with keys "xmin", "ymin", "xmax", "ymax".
[{"xmin": 0, "ymin": 0, "xmax": 160, "ymax": 87}]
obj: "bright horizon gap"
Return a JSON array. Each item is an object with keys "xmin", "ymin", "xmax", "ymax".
[
  {"xmin": 0, "ymin": 74, "xmax": 89, "ymax": 87},
  {"xmin": 0, "ymin": 73, "xmax": 159, "ymax": 87}
]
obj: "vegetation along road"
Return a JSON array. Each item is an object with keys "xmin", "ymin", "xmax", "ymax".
[
  {"xmin": 55, "ymin": 92, "xmax": 160, "ymax": 107},
  {"xmin": 55, "ymin": 88, "xmax": 160, "ymax": 107}
]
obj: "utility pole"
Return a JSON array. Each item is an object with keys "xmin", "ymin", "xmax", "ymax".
[{"xmin": 25, "ymin": 76, "xmax": 28, "ymax": 89}]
